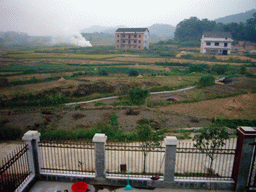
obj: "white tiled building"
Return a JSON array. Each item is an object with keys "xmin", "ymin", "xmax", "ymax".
[{"xmin": 200, "ymin": 32, "xmax": 233, "ymax": 55}]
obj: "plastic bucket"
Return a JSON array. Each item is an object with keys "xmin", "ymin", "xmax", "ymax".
[{"xmin": 71, "ymin": 182, "xmax": 88, "ymax": 192}]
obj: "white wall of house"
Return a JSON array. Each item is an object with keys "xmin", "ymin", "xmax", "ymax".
[
  {"xmin": 200, "ymin": 36, "xmax": 233, "ymax": 55},
  {"xmin": 143, "ymin": 31, "xmax": 150, "ymax": 49}
]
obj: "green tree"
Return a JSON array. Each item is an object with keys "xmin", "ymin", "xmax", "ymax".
[
  {"xmin": 129, "ymin": 88, "xmax": 150, "ymax": 105},
  {"xmin": 198, "ymin": 75, "xmax": 215, "ymax": 87},
  {"xmin": 193, "ymin": 125, "xmax": 229, "ymax": 173},
  {"xmin": 98, "ymin": 68, "xmax": 108, "ymax": 76},
  {"xmin": 128, "ymin": 69, "xmax": 139, "ymax": 77},
  {"xmin": 136, "ymin": 125, "xmax": 165, "ymax": 173},
  {"xmin": 175, "ymin": 17, "xmax": 217, "ymax": 42}
]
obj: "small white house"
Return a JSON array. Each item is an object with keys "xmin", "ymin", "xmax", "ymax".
[{"xmin": 200, "ymin": 32, "xmax": 233, "ymax": 55}]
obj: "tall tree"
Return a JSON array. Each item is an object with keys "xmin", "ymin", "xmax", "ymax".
[
  {"xmin": 175, "ymin": 17, "xmax": 217, "ymax": 42},
  {"xmin": 193, "ymin": 125, "xmax": 229, "ymax": 173}
]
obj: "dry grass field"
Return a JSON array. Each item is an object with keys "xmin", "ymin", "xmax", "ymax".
[{"xmin": 0, "ymin": 47, "xmax": 255, "ymax": 141}]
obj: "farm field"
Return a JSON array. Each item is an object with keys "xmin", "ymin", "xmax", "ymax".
[{"xmin": 0, "ymin": 45, "xmax": 256, "ymax": 142}]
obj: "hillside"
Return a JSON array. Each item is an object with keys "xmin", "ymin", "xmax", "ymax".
[
  {"xmin": 215, "ymin": 9, "xmax": 256, "ymax": 24},
  {"xmin": 80, "ymin": 23, "xmax": 175, "ymax": 44}
]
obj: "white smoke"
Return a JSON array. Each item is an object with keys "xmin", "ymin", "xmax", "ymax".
[{"xmin": 50, "ymin": 31, "xmax": 92, "ymax": 47}]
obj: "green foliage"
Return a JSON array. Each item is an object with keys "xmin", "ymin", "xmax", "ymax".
[
  {"xmin": 129, "ymin": 88, "xmax": 150, "ymax": 105},
  {"xmin": 109, "ymin": 112, "xmax": 118, "ymax": 128},
  {"xmin": 193, "ymin": 125, "xmax": 229, "ymax": 170},
  {"xmin": 128, "ymin": 68, "xmax": 139, "ymax": 77},
  {"xmin": 1, "ymin": 93, "xmax": 68, "ymax": 108},
  {"xmin": 94, "ymin": 102, "xmax": 106, "ymax": 106},
  {"xmin": 198, "ymin": 75, "xmax": 215, "ymax": 87},
  {"xmin": 215, "ymin": 118, "xmax": 256, "ymax": 129},
  {"xmin": 174, "ymin": 13, "xmax": 256, "ymax": 43},
  {"xmin": 0, "ymin": 121, "xmax": 23, "ymax": 140},
  {"xmin": 135, "ymin": 124, "xmax": 165, "ymax": 173},
  {"xmin": 0, "ymin": 77, "xmax": 9, "ymax": 87},
  {"xmin": 98, "ymin": 68, "xmax": 109, "ymax": 76}
]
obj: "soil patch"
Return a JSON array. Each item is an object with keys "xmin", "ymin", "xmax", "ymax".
[
  {"xmin": 5, "ymin": 107, "xmax": 211, "ymax": 131},
  {"xmin": 159, "ymin": 93, "xmax": 256, "ymax": 120}
]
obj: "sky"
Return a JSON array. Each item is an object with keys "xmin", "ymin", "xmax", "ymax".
[{"xmin": 0, "ymin": 0, "xmax": 256, "ymax": 36}]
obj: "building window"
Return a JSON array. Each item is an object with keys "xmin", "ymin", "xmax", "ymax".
[
  {"xmin": 117, "ymin": 40, "xmax": 119, "ymax": 43},
  {"xmin": 215, "ymin": 42, "xmax": 219, "ymax": 46},
  {"xmin": 128, "ymin": 40, "xmax": 130, "ymax": 44},
  {"xmin": 117, "ymin": 45, "xmax": 119, "ymax": 48},
  {"xmin": 117, "ymin": 35, "xmax": 119, "ymax": 37},
  {"xmin": 129, "ymin": 35, "xmax": 131, "ymax": 39},
  {"xmin": 139, "ymin": 35, "xmax": 141, "ymax": 38},
  {"xmin": 123, "ymin": 40, "xmax": 125, "ymax": 43},
  {"xmin": 138, "ymin": 40, "xmax": 141, "ymax": 43},
  {"xmin": 206, "ymin": 42, "xmax": 211, "ymax": 46},
  {"xmin": 224, "ymin": 43, "xmax": 228, "ymax": 47},
  {"xmin": 134, "ymin": 35, "xmax": 137, "ymax": 38},
  {"xmin": 122, "ymin": 35, "xmax": 125, "ymax": 38},
  {"xmin": 134, "ymin": 40, "xmax": 136, "ymax": 43},
  {"xmin": 138, "ymin": 46, "xmax": 141, "ymax": 49}
]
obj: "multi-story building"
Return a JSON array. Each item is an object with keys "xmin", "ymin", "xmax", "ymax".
[
  {"xmin": 200, "ymin": 31, "xmax": 233, "ymax": 55},
  {"xmin": 115, "ymin": 28, "xmax": 150, "ymax": 50}
]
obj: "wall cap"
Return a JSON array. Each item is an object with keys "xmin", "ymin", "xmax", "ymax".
[
  {"xmin": 93, "ymin": 133, "xmax": 107, "ymax": 143},
  {"xmin": 238, "ymin": 126, "xmax": 256, "ymax": 137},
  {"xmin": 165, "ymin": 136, "xmax": 178, "ymax": 146},
  {"xmin": 22, "ymin": 130, "xmax": 41, "ymax": 141}
]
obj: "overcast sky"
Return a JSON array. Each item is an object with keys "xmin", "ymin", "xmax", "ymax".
[{"xmin": 1, "ymin": 0, "xmax": 256, "ymax": 36}]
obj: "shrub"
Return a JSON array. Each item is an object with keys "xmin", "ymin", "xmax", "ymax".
[
  {"xmin": 0, "ymin": 78, "xmax": 9, "ymax": 87},
  {"xmin": 198, "ymin": 75, "xmax": 215, "ymax": 87},
  {"xmin": 0, "ymin": 125, "xmax": 23, "ymax": 140},
  {"xmin": 129, "ymin": 88, "xmax": 150, "ymax": 105},
  {"xmin": 98, "ymin": 68, "xmax": 109, "ymax": 76},
  {"xmin": 128, "ymin": 69, "xmax": 139, "ymax": 77}
]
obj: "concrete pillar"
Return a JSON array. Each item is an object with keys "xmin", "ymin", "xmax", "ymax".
[
  {"xmin": 232, "ymin": 127, "xmax": 256, "ymax": 192},
  {"xmin": 22, "ymin": 131, "xmax": 42, "ymax": 176},
  {"xmin": 164, "ymin": 136, "xmax": 178, "ymax": 181},
  {"xmin": 93, "ymin": 133, "xmax": 107, "ymax": 178}
]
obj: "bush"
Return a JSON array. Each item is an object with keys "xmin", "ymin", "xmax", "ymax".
[
  {"xmin": 198, "ymin": 75, "xmax": 215, "ymax": 87},
  {"xmin": 0, "ymin": 125, "xmax": 23, "ymax": 140},
  {"xmin": 129, "ymin": 88, "xmax": 150, "ymax": 105},
  {"xmin": 215, "ymin": 118, "xmax": 256, "ymax": 128},
  {"xmin": 128, "ymin": 69, "xmax": 139, "ymax": 77},
  {"xmin": 98, "ymin": 68, "xmax": 108, "ymax": 76}
]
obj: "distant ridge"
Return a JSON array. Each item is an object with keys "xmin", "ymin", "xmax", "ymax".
[
  {"xmin": 215, "ymin": 9, "xmax": 256, "ymax": 24},
  {"xmin": 81, "ymin": 24, "xmax": 176, "ymax": 43}
]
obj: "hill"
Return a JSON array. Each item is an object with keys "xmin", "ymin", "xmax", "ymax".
[
  {"xmin": 81, "ymin": 23, "xmax": 175, "ymax": 45},
  {"xmin": 215, "ymin": 9, "xmax": 256, "ymax": 24}
]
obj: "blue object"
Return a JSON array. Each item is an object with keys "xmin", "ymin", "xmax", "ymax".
[{"xmin": 125, "ymin": 165, "xmax": 133, "ymax": 190}]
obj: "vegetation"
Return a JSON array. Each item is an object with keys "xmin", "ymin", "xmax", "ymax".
[
  {"xmin": 174, "ymin": 13, "xmax": 256, "ymax": 44},
  {"xmin": 135, "ymin": 124, "xmax": 165, "ymax": 173},
  {"xmin": 129, "ymin": 88, "xmax": 150, "ymax": 106},
  {"xmin": 193, "ymin": 125, "xmax": 230, "ymax": 172},
  {"xmin": 198, "ymin": 75, "xmax": 215, "ymax": 87}
]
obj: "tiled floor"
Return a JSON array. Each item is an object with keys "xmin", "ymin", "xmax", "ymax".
[{"xmin": 29, "ymin": 181, "xmax": 234, "ymax": 192}]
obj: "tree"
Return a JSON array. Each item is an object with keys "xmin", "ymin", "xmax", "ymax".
[
  {"xmin": 174, "ymin": 17, "xmax": 217, "ymax": 42},
  {"xmin": 198, "ymin": 75, "xmax": 215, "ymax": 87},
  {"xmin": 98, "ymin": 68, "xmax": 108, "ymax": 76},
  {"xmin": 129, "ymin": 88, "xmax": 150, "ymax": 105},
  {"xmin": 135, "ymin": 125, "xmax": 165, "ymax": 173},
  {"xmin": 193, "ymin": 125, "xmax": 229, "ymax": 173},
  {"xmin": 128, "ymin": 69, "xmax": 139, "ymax": 77}
]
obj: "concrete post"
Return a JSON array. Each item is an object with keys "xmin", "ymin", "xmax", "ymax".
[
  {"xmin": 93, "ymin": 133, "xmax": 107, "ymax": 178},
  {"xmin": 232, "ymin": 127, "xmax": 256, "ymax": 192},
  {"xmin": 22, "ymin": 130, "xmax": 42, "ymax": 176},
  {"xmin": 164, "ymin": 136, "xmax": 178, "ymax": 181}
]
